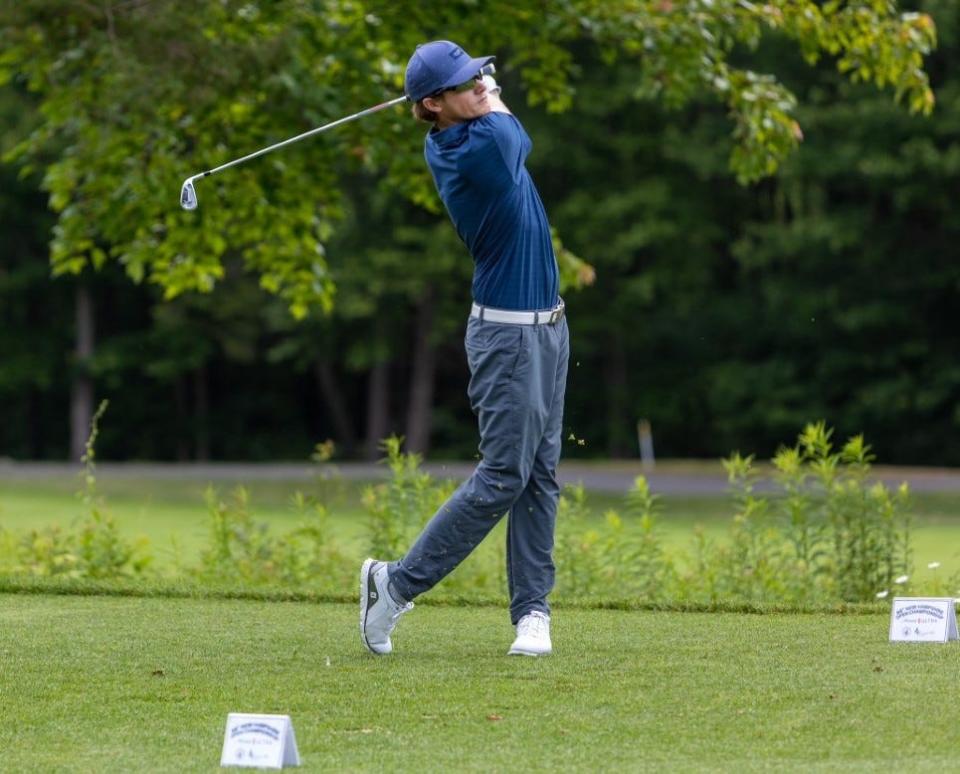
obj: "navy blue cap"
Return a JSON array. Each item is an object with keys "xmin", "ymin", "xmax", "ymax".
[{"xmin": 404, "ymin": 40, "xmax": 495, "ymax": 102}]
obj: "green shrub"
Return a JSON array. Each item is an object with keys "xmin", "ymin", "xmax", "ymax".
[
  {"xmin": 550, "ymin": 423, "xmax": 915, "ymax": 605},
  {"xmin": 0, "ymin": 421, "xmax": 935, "ymax": 606},
  {"xmin": 555, "ymin": 478, "xmax": 676, "ymax": 602},
  {"xmin": 197, "ymin": 486, "xmax": 274, "ymax": 583},
  {"xmin": 195, "ymin": 485, "xmax": 355, "ymax": 588},
  {"xmin": 361, "ymin": 436, "xmax": 456, "ymax": 559},
  {"xmin": 9, "ymin": 400, "xmax": 150, "ymax": 579},
  {"xmin": 685, "ymin": 423, "xmax": 912, "ymax": 604},
  {"xmin": 284, "ymin": 491, "xmax": 353, "ymax": 587}
]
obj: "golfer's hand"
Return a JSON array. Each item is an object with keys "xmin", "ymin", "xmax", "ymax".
[
  {"xmin": 481, "ymin": 74, "xmax": 501, "ymax": 95},
  {"xmin": 483, "ymin": 76, "xmax": 511, "ymax": 114}
]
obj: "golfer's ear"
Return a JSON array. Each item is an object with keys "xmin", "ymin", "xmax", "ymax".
[{"xmin": 422, "ymin": 96, "xmax": 443, "ymax": 116}]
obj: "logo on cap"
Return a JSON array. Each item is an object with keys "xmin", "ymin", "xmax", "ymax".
[{"xmin": 449, "ymin": 47, "xmax": 464, "ymax": 60}]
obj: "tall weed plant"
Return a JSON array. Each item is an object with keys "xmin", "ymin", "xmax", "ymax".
[
  {"xmin": 555, "ymin": 423, "xmax": 914, "ymax": 605},
  {"xmin": 361, "ymin": 437, "xmax": 455, "ymax": 559},
  {"xmin": 767, "ymin": 422, "xmax": 910, "ymax": 602},
  {"xmin": 9, "ymin": 401, "xmax": 150, "ymax": 579},
  {"xmin": 555, "ymin": 478, "xmax": 677, "ymax": 602},
  {"xmin": 195, "ymin": 461, "xmax": 353, "ymax": 589}
]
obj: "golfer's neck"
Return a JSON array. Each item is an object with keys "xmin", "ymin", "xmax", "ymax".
[{"xmin": 435, "ymin": 115, "xmax": 465, "ymax": 131}]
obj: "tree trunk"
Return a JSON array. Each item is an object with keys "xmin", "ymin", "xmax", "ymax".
[
  {"xmin": 26, "ymin": 289, "xmax": 44, "ymax": 458},
  {"xmin": 194, "ymin": 364, "xmax": 210, "ymax": 461},
  {"xmin": 364, "ymin": 360, "xmax": 391, "ymax": 461},
  {"xmin": 28, "ymin": 388, "xmax": 43, "ymax": 458},
  {"xmin": 405, "ymin": 285, "xmax": 437, "ymax": 455},
  {"xmin": 605, "ymin": 332, "xmax": 631, "ymax": 457},
  {"xmin": 174, "ymin": 375, "xmax": 189, "ymax": 461},
  {"xmin": 315, "ymin": 359, "xmax": 357, "ymax": 455},
  {"xmin": 69, "ymin": 282, "xmax": 95, "ymax": 462}
]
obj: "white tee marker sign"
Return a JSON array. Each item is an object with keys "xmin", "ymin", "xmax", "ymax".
[
  {"xmin": 888, "ymin": 598, "xmax": 959, "ymax": 643},
  {"xmin": 220, "ymin": 713, "xmax": 301, "ymax": 769}
]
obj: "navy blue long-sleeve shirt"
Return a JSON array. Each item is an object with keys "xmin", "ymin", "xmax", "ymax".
[{"xmin": 425, "ymin": 112, "xmax": 559, "ymax": 311}]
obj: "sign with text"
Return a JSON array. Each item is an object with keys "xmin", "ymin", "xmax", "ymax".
[
  {"xmin": 889, "ymin": 598, "xmax": 959, "ymax": 643},
  {"xmin": 220, "ymin": 713, "xmax": 300, "ymax": 769}
]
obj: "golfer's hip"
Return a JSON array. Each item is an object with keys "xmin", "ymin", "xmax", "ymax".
[{"xmin": 470, "ymin": 298, "xmax": 565, "ymax": 326}]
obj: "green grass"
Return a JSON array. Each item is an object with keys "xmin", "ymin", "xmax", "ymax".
[{"xmin": 2, "ymin": 593, "xmax": 959, "ymax": 772}]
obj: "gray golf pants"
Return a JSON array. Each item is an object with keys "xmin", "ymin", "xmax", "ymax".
[{"xmin": 389, "ymin": 312, "xmax": 570, "ymax": 624}]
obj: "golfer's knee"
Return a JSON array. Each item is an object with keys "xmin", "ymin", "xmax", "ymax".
[
  {"xmin": 528, "ymin": 460, "xmax": 560, "ymax": 499},
  {"xmin": 475, "ymin": 463, "xmax": 527, "ymax": 505}
]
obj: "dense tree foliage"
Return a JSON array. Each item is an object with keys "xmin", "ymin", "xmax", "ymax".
[
  {"xmin": 0, "ymin": 0, "xmax": 934, "ymax": 309},
  {"xmin": 534, "ymin": 2, "xmax": 960, "ymax": 461},
  {"xmin": 0, "ymin": 1, "xmax": 953, "ymax": 463}
]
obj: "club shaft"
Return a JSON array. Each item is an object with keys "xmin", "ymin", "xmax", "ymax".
[{"xmin": 195, "ymin": 95, "xmax": 408, "ymax": 180}]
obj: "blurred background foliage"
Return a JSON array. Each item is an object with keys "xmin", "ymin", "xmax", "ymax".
[{"xmin": 0, "ymin": 0, "xmax": 956, "ymax": 463}]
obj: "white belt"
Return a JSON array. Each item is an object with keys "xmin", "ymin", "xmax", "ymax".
[{"xmin": 470, "ymin": 299, "xmax": 565, "ymax": 325}]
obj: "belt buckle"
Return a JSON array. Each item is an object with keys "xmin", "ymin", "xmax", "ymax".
[{"xmin": 548, "ymin": 302, "xmax": 565, "ymax": 324}]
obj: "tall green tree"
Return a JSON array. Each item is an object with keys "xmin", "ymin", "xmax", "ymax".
[
  {"xmin": 707, "ymin": 0, "xmax": 960, "ymax": 460},
  {"xmin": 0, "ymin": 84, "xmax": 65, "ymax": 457},
  {"xmin": 0, "ymin": 0, "xmax": 935, "ymax": 314},
  {"xmin": 0, "ymin": 0, "xmax": 948, "ymax": 463},
  {"xmin": 527, "ymin": 0, "xmax": 959, "ymax": 462}
]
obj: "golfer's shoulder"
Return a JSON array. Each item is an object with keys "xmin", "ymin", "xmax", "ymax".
[
  {"xmin": 462, "ymin": 113, "xmax": 526, "ymax": 165},
  {"xmin": 469, "ymin": 112, "xmax": 523, "ymax": 141}
]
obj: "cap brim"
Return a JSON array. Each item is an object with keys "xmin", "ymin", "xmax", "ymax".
[{"xmin": 439, "ymin": 55, "xmax": 495, "ymax": 91}]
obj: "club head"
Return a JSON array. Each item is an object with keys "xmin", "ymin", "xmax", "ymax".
[{"xmin": 180, "ymin": 178, "xmax": 198, "ymax": 210}]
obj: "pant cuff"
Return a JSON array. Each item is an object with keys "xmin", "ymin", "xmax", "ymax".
[
  {"xmin": 510, "ymin": 602, "xmax": 550, "ymax": 626},
  {"xmin": 387, "ymin": 561, "xmax": 414, "ymax": 603}
]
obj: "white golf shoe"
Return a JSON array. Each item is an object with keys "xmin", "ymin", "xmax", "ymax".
[
  {"xmin": 508, "ymin": 611, "xmax": 552, "ymax": 656},
  {"xmin": 359, "ymin": 558, "xmax": 413, "ymax": 655}
]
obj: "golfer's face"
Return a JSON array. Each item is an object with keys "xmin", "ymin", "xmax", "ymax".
[{"xmin": 439, "ymin": 78, "xmax": 490, "ymax": 122}]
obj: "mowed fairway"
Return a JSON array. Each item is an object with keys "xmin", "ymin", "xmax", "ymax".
[{"xmin": 2, "ymin": 594, "xmax": 959, "ymax": 772}]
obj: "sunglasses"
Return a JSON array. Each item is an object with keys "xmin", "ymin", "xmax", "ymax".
[{"xmin": 431, "ymin": 74, "xmax": 482, "ymax": 98}]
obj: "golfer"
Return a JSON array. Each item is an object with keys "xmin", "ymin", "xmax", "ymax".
[{"xmin": 360, "ymin": 40, "xmax": 569, "ymax": 657}]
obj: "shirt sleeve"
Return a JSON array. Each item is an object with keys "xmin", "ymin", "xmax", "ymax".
[{"xmin": 458, "ymin": 113, "xmax": 531, "ymax": 192}]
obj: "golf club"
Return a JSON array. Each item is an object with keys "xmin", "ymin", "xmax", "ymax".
[{"xmin": 180, "ymin": 64, "xmax": 498, "ymax": 210}]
